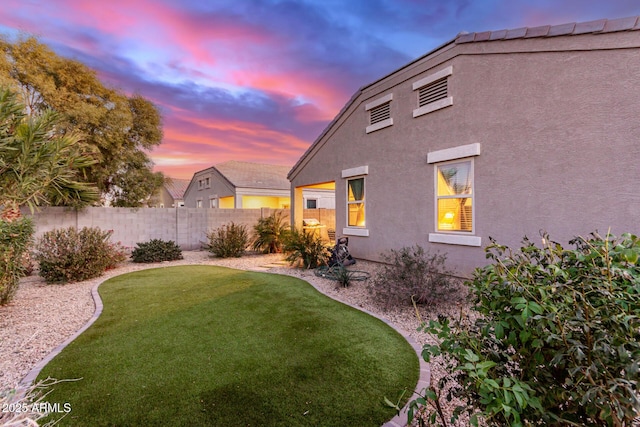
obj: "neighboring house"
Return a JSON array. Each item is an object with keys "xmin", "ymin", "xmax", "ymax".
[
  {"xmin": 288, "ymin": 16, "xmax": 640, "ymax": 276},
  {"xmin": 183, "ymin": 160, "xmax": 297, "ymax": 209},
  {"xmin": 152, "ymin": 177, "xmax": 190, "ymax": 208}
]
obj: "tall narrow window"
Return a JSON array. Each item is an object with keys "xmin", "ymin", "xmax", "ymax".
[
  {"xmin": 347, "ymin": 177, "xmax": 365, "ymax": 227},
  {"xmin": 436, "ymin": 160, "xmax": 473, "ymax": 232}
]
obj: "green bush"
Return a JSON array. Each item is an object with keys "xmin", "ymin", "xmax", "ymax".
[
  {"xmin": 282, "ymin": 228, "xmax": 328, "ymax": 269},
  {"xmin": 131, "ymin": 239, "xmax": 183, "ymax": 263},
  {"xmin": 0, "ymin": 217, "xmax": 34, "ymax": 305},
  {"xmin": 204, "ymin": 222, "xmax": 249, "ymax": 258},
  {"xmin": 251, "ymin": 211, "xmax": 290, "ymax": 253},
  {"xmin": 369, "ymin": 245, "xmax": 459, "ymax": 310},
  {"xmin": 407, "ymin": 232, "xmax": 640, "ymax": 426},
  {"xmin": 35, "ymin": 227, "xmax": 127, "ymax": 283}
]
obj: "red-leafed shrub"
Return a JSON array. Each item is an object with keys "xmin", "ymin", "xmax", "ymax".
[{"xmin": 35, "ymin": 227, "xmax": 126, "ymax": 283}]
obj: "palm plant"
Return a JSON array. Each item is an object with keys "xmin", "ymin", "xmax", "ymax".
[
  {"xmin": 251, "ymin": 211, "xmax": 290, "ymax": 253},
  {"xmin": 0, "ymin": 88, "xmax": 99, "ymax": 221},
  {"xmin": 0, "ymin": 87, "xmax": 100, "ymax": 304}
]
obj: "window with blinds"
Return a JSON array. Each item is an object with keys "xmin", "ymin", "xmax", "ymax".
[
  {"xmin": 347, "ymin": 177, "xmax": 365, "ymax": 227},
  {"xmin": 435, "ymin": 160, "xmax": 473, "ymax": 233}
]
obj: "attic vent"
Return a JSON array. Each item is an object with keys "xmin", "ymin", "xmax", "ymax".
[
  {"xmin": 412, "ymin": 66, "xmax": 453, "ymax": 118},
  {"xmin": 419, "ymin": 78, "xmax": 448, "ymax": 107},
  {"xmin": 365, "ymin": 93, "xmax": 393, "ymax": 133},
  {"xmin": 369, "ymin": 102, "xmax": 390, "ymax": 125}
]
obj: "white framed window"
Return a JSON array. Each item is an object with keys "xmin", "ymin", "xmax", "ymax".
[
  {"xmin": 198, "ymin": 179, "xmax": 203, "ymax": 189},
  {"xmin": 347, "ymin": 177, "xmax": 365, "ymax": 228},
  {"xmin": 427, "ymin": 143, "xmax": 481, "ymax": 247},
  {"xmin": 365, "ymin": 93, "xmax": 393, "ymax": 133},
  {"xmin": 196, "ymin": 199, "xmax": 203, "ymax": 208},
  {"xmin": 342, "ymin": 166, "xmax": 369, "ymax": 237},
  {"xmin": 435, "ymin": 160, "xmax": 473, "ymax": 233},
  {"xmin": 205, "ymin": 177, "xmax": 210, "ymax": 188},
  {"xmin": 413, "ymin": 66, "xmax": 453, "ymax": 118},
  {"xmin": 209, "ymin": 197, "xmax": 217, "ymax": 208},
  {"xmin": 306, "ymin": 199, "xmax": 317, "ymax": 209}
]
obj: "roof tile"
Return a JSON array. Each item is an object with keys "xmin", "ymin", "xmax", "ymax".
[
  {"xmin": 474, "ymin": 31, "xmax": 492, "ymax": 41},
  {"xmin": 456, "ymin": 32, "xmax": 476, "ymax": 44},
  {"xmin": 504, "ymin": 27, "xmax": 527, "ymax": 40},
  {"xmin": 524, "ymin": 25, "xmax": 550, "ymax": 38},
  {"xmin": 547, "ymin": 22, "xmax": 576, "ymax": 36},
  {"xmin": 489, "ymin": 29, "xmax": 508, "ymax": 40},
  {"xmin": 574, "ymin": 19, "xmax": 606, "ymax": 35},
  {"xmin": 603, "ymin": 16, "xmax": 639, "ymax": 32},
  {"xmin": 214, "ymin": 161, "xmax": 291, "ymax": 190},
  {"xmin": 164, "ymin": 178, "xmax": 190, "ymax": 200}
]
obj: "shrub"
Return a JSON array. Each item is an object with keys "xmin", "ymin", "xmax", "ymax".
[
  {"xmin": 369, "ymin": 245, "xmax": 458, "ymax": 310},
  {"xmin": 251, "ymin": 211, "xmax": 290, "ymax": 253},
  {"xmin": 407, "ymin": 232, "xmax": 640, "ymax": 426},
  {"xmin": 0, "ymin": 217, "xmax": 34, "ymax": 305},
  {"xmin": 204, "ymin": 222, "xmax": 249, "ymax": 258},
  {"xmin": 35, "ymin": 227, "xmax": 127, "ymax": 283},
  {"xmin": 131, "ymin": 239, "xmax": 183, "ymax": 263},
  {"xmin": 282, "ymin": 228, "xmax": 328, "ymax": 269}
]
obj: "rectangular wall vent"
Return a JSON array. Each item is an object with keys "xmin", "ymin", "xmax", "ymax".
[
  {"xmin": 369, "ymin": 102, "xmax": 391, "ymax": 125},
  {"xmin": 419, "ymin": 78, "xmax": 448, "ymax": 107}
]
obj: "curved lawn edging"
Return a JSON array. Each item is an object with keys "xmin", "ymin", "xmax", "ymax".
[
  {"xmin": 19, "ymin": 264, "xmax": 430, "ymax": 427},
  {"xmin": 19, "ymin": 280, "xmax": 105, "ymax": 390}
]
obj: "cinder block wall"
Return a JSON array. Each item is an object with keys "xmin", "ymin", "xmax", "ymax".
[{"xmin": 25, "ymin": 207, "xmax": 294, "ymax": 250}]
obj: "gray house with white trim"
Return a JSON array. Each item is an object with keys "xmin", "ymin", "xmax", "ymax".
[
  {"xmin": 184, "ymin": 160, "xmax": 335, "ymax": 210},
  {"xmin": 288, "ymin": 16, "xmax": 640, "ymax": 275}
]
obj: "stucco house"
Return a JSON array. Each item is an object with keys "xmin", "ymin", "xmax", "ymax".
[
  {"xmin": 152, "ymin": 177, "xmax": 190, "ymax": 208},
  {"xmin": 184, "ymin": 160, "xmax": 335, "ymax": 210},
  {"xmin": 288, "ymin": 16, "xmax": 640, "ymax": 276}
]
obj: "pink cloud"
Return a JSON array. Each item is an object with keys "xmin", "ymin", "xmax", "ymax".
[
  {"xmin": 231, "ymin": 70, "xmax": 346, "ymax": 121},
  {"xmin": 150, "ymin": 110, "xmax": 310, "ymax": 179}
]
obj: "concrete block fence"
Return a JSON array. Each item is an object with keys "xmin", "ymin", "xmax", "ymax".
[{"xmin": 24, "ymin": 207, "xmax": 290, "ymax": 250}]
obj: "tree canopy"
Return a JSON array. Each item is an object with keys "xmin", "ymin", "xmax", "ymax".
[
  {"xmin": 0, "ymin": 88, "xmax": 100, "ymax": 220},
  {"xmin": 0, "ymin": 35, "xmax": 165, "ymax": 207}
]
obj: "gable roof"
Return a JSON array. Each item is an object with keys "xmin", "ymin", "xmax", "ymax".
[
  {"xmin": 212, "ymin": 161, "xmax": 291, "ymax": 190},
  {"xmin": 164, "ymin": 178, "xmax": 190, "ymax": 200},
  {"xmin": 288, "ymin": 15, "xmax": 640, "ymax": 180}
]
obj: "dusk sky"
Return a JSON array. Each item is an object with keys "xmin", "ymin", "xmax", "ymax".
[{"xmin": 1, "ymin": 0, "xmax": 639, "ymax": 179}]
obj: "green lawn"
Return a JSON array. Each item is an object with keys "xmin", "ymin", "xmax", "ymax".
[{"xmin": 37, "ymin": 265, "xmax": 418, "ymax": 426}]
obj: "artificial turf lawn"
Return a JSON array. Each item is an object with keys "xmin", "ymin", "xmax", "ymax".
[{"xmin": 37, "ymin": 265, "xmax": 419, "ymax": 426}]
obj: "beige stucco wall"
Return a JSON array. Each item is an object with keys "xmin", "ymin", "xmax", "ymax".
[{"xmin": 290, "ymin": 31, "xmax": 640, "ymax": 276}]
